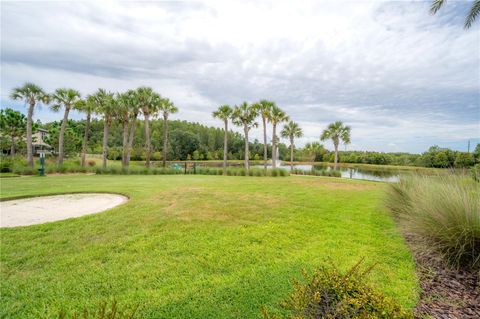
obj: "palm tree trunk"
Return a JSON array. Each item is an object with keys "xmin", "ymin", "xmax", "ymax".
[
  {"xmin": 10, "ymin": 137, "xmax": 15, "ymax": 156},
  {"xmin": 272, "ymin": 123, "xmax": 277, "ymax": 169},
  {"xmin": 57, "ymin": 106, "xmax": 71, "ymax": 165},
  {"xmin": 162, "ymin": 114, "xmax": 168, "ymax": 167},
  {"xmin": 223, "ymin": 119, "xmax": 228, "ymax": 175},
  {"xmin": 262, "ymin": 116, "xmax": 267, "ymax": 170},
  {"xmin": 290, "ymin": 137, "xmax": 294, "ymax": 171},
  {"xmin": 102, "ymin": 118, "xmax": 110, "ymax": 169},
  {"xmin": 26, "ymin": 101, "xmax": 34, "ymax": 167},
  {"xmin": 144, "ymin": 113, "xmax": 151, "ymax": 168},
  {"xmin": 80, "ymin": 112, "xmax": 91, "ymax": 167},
  {"xmin": 244, "ymin": 125, "xmax": 249, "ymax": 171},
  {"xmin": 121, "ymin": 118, "xmax": 129, "ymax": 168},
  {"xmin": 126, "ymin": 113, "xmax": 137, "ymax": 166},
  {"xmin": 333, "ymin": 142, "xmax": 339, "ymax": 170}
]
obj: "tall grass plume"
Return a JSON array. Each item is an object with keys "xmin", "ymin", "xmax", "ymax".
[{"xmin": 386, "ymin": 173, "xmax": 480, "ymax": 269}]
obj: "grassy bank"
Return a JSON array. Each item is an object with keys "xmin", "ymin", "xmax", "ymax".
[{"xmin": 0, "ymin": 175, "xmax": 417, "ymax": 318}]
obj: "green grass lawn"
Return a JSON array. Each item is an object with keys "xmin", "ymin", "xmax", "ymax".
[{"xmin": 0, "ymin": 175, "xmax": 418, "ymax": 318}]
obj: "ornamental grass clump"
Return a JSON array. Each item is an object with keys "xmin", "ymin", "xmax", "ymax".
[
  {"xmin": 262, "ymin": 258, "xmax": 412, "ymax": 319},
  {"xmin": 386, "ymin": 173, "xmax": 480, "ymax": 269}
]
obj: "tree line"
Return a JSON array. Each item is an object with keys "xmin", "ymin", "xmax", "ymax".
[{"xmin": 2, "ymin": 82, "xmax": 477, "ymax": 171}]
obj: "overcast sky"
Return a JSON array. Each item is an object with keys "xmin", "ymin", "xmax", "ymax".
[{"xmin": 1, "ymin": 0, "xmax": 479, "ymax": 153}]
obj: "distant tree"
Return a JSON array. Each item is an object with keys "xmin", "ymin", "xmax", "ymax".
[
  {"xmin": 232, "ymin": 102, "xmax": 258, "ymax": 171},
  {"xmin": 158, "ymin": 98, "xmax": 178, "ymax": 167},
  {"xmin": 473, "ymin": 143, "xmax": 480, "ymax": 163},
  {"xmin": 212, "ymin": 104, "xmax": 233, "ymax": 174},
  {"xmin": 303, "ymin": 142, "xmax": 326, "ymax": 162},
  {"xmin": 320, "ymin": 121, "xmax": 351, "ymax": 170},
  {"xmin": 77, "ymin": 95, "xmax": 97, "ymax": 166},
  {"xmin": 454, "ymin": 152, "xmax": 475, "ymax": 167},
  {"xmin": 126, "ymin": 89, "xmax": 141, "ymax": 166},
  {"xmin": 137, "ymin": 87, "xmax": 160, "ymax": 168},
  {"xmin": 92, "ymin": 89, "xmax": 115, "ymax": 169},
  {"xmin": 43, "ymin": 120, "xmax": 82, "ymax": 157},
  {"xmin": 50, "ymin": 88, "xmax": 83, "ymax": 165},
  {"xmin": 254, "ymin": 100, "xmax": 274, "ymax": 169},
  {"xmin": 0, "ymin": 108, "xmax": 27, "ymax": 156},
  {"xmin": 434, "ymin": 151, "xmax": 450, "ymax": 168},
  {"xmin": 117, "ymin": 90, "xmax": 139, "ymax": 167},
  {"xmin": 10, "ymin": 83, "xmax": 49, "ymax": 166},
  {"xmin": 268, "ymin": 105, "xmax": 289, "ymax": 168},
  {"xmin": 281, "ymin": 121, "xmax": 303, "ymax": 170},
  {"xmin": 169, "ymin": 130, "xmax": 199, "ymax": 160},
  {"xmin": 430, "ymin": 0, "xmax": 480, "ymax": 29}
]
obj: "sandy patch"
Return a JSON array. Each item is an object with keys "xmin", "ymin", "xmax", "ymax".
[{"xmin": 0, "ymin": 193, "xmax": 128, "ymax": 227}]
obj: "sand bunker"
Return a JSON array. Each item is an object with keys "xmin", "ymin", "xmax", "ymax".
[{"xmin": 0, "ymin": 193, "xmax": 128, "ymax": 227}]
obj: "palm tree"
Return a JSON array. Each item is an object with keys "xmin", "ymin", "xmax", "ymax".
[
  {"xmin": 158, "ymin": 97, "xmax": 178, "ymax": 167},
  {"xmin": 10, "ymin": 83, "xmax": 49, "ymax": 167},
  {"xmin": 78, "ymin": 95, "xmax": 97, "ymax": 167},
  {"xmin": 92, "ymin": 89, "xmax": 115, "ymax": 169},
  {"xmin": 268, "ymin": 105, "xmax": 289, "ymax": 168},
  {"xmin": 117, "ymin": 91, "xmax": 138, "ymax": 168},
  {"xmin": 320, "ymin": 121, "xmax": 351, "ymax": 170},
  {"xmin": 50, "ymin": 88, "xmax": 82, "ymax": 165},
  {"xmin": 137, "ymin": 87, "xmax": 159, "ymax": 168},
  {"xmin": 281, "ymin": 121, "xmax": 303, "ymax": 170},
  {"xmin": 232, "ymin": 102, "xmax": 258, "ymax": 171},
  {"xmin": 212, "ymin": 105, "xmax": 233, "ymax": 175},
  {"xmin": 126, "ymin": 89, "xmax": 141, "ymax": 167},
  {"xmin": 303, "ymin": 142, "xmax": 325, "ymax": 162},
  {"xmin": 430, "ymin": 0, "xmax": 479, "ymax": 29},
  {"xmin": 254, "ymin": 100, "xmax": 274, "ymax": 170}
]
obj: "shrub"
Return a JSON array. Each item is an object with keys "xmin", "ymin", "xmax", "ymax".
[
  {"xmin": 386, "ymin": 174, "xmax": 480, "ymax": 269},
  {"xmin": 261, "ymin": 258, "xmax": 412, "ymax": 319},
  {"xmin": 472, "ymin": 163, "xmax": 480, "ymax": 182},
  {"xmin": 12, "ymin": 166, "xmax": 36, "ymax": 175},
  {"xmin": 0, "ymin": 157, "xmax": 13, "ymax": 172}
]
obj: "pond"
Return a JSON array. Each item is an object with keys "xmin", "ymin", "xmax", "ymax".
[
  {"xmin": 172, "ymin": 161, "xmax": 402, "ymax": 182},
  {"xmin": 274, "ymin": 164, "xmax": 400, "ymax": 182}
]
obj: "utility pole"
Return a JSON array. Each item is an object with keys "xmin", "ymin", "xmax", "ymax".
[{"xmin": 468, "ymin": 140, "xmax": 470, "ymax": 153}]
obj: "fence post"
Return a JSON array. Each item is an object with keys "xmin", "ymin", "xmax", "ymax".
[
  {"xmin": 194, "ymin": 163, "xmax": 196, "ymax": 175},
  {"xmin": 184, "ymin": 162, "xmax": 187, "ymax": 174}
]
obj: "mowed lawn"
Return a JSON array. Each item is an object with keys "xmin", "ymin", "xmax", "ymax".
[{"xmin": 0, "ymin": 175, "xmax": 418, "ymax": 318}]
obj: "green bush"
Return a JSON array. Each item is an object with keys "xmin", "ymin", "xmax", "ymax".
[
  {"xmin": 12, "ymin": 166, "xmax": 36, "ymax": 175},
  {"xmin": 261, "ymin": 259, "xmax": 412, "ymax": 319},
  {"xmin": 0, "ymin": 157, "xmax": 13, "ymax": 172},
  {"xmin": 471, "ymin": 163, "xmax": 480, "ymax": 182},
  {"xmin": 386, "ymin": 174, "xmax": 480, "ymax": 269}
]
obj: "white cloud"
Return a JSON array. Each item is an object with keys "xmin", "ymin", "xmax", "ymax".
[{"xmin": 1, "ymin": 0, "xmax": 478, "ymax": 153}]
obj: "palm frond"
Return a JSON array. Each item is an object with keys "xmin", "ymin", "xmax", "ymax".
[
  {"xmin": 430, "ymin": 0, "xmax": 446, "ymax": 14},
  {"xmin": 465, "ymin": 0, "xmax": 480, "ymax": 29}
]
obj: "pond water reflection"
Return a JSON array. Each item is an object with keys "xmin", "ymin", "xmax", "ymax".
[
  {"xmin": 257, "ymin": 164, "xmax": 400, "ymax": 182},
  {"xmin": 178, "ymin": 161, "xmax": 401, "ymax": 182},
  {"xmin": 286, "ymin": 164, "xmax": 399, "ymax": 182}
]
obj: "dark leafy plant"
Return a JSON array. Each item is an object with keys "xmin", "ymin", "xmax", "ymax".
[{"xmin": 262, "ymin": 258, "xmax": 412, "ymax": 319}]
